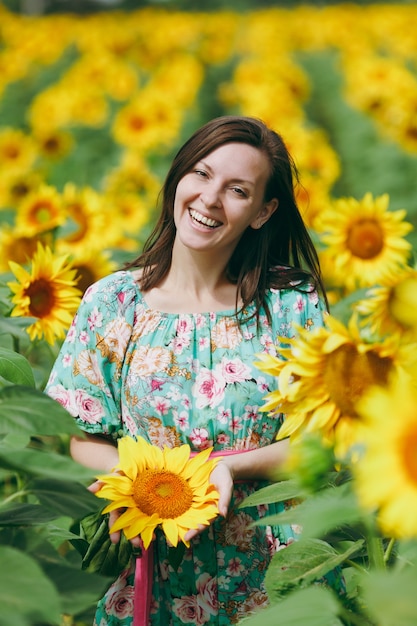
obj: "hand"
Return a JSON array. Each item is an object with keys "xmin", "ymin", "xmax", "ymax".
[
  {"xmin": 183, "ymin": 460, "xmax": 234, "ymax": 543},
  {"xmin": 87, "ymin": 479, "xmax": 142, "ymax": 548}
]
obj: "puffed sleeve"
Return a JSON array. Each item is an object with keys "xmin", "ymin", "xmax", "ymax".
[
  {"xmin": 44, "ymin": 271, "xmax": 137, "ymax": 437},
  {"xmin": 268, "ymin": 284, "xmax": 327, "ymax": 342}
]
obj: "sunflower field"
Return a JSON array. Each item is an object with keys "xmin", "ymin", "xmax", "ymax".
[{"xmin": 1, "ymin": 1, "xmax": 417, "ymax": 625}]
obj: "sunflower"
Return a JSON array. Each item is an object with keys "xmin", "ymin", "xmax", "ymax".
[
  {"xmin": 255, "ymin": 315, "xmax": 413, "ymax": 458},
  {"xmin": 33, "ymin": 128, "xmax": 74, "ymax": 161},
  {"xmin": 0, "ymin": 225, "xmax": 51, "ymax": 271},
  {"xmin": 0, "ymin": 127, "xmax": 37, "ymax": 174},
  {"xmin": 0, "ymin": 170, "xmax": 43, "ymax": 209},
  {"xmin": 7, "ymin": 243, "xmax": 82, "ymax": 345},
  {"xmin": 316, "ymin": 193, "xmax": 412, "ymax": 291},
  {"xmin": 111, "ymin": 88, "xmax": 183, "ymax": 153},
  {"xmin": 96, "ymin": 436, "xmax": 220, "ymax": 549},
  {"xmin": 354, "ymin": 373, "xmax": 417, "ymax": 538},
  {"xmin": 56, "ymin": 183, "xmax": 119, "ymax": 256},
  {"xmin": 15, "ymin": 184, "xmax": 66, "ymax": 235},
  {"xmin": 69, "ymin": 248, "xmax": 116, "ymax": 294},
  {"xmin": 356, "ymin": 266, "xmax": 417, "ymax": 340}
]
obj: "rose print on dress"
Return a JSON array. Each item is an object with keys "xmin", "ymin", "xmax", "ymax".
[{"xmin": 193, "ymin": 367, "xmax": 226, "ymax": 409}]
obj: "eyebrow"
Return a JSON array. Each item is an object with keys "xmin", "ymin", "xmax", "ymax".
[{"xmin": 197, "ymin": 160, "xmax": 255, "ymax": 187}]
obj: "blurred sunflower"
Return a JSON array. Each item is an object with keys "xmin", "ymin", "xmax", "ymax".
[
  {"xmin": 103, "ymin": 151, "xmax": 160, "ymax": 199},
  {"xmin": 354, "ymin": 373, "xmax": 417, "ymax": 538},
  {"xmin": 0, "ymin": 170, "xmax": 43, "ymax": 209},
  {"xmin": 112, "ymin": 89, "xmax": 183, "ymax": 152},
  {"xmin": 7, "ymin": 243, "xmax": 81, "ymax": 345},
  {"xmin": 356, "ymin": 266, "xmax": 417, "ymax": 339},
  {"xmin": 316, "ymin": 193, "xmax": 412, "ymax": 291},
  {"xmin": 0, "ymin": 127, "xmax": 37, "ymax": 174},
  {"xmin": 32, "ymin": 128, "xmax": 74, "ymax": 161},
  {"xmin": 69, "ymin": 248, "xmax": 116, "ymax": 294},
  {"xmin": 0, "ymin": 225, "xmax": 51, "ymax": 271},
  {"xmin": 255, "ymin": 315, "xmax": 413, "ymax": 457},
  {"xmin": 15, "ymin": 184, "xmax": 65, "ymax": 235},
  {"xmin": 96, "ymin": 436, "xmax": 220, "ymax": 549},
  {"xmin": 56, "ymin": 183, "xmax": 118, "ymax": 256}
]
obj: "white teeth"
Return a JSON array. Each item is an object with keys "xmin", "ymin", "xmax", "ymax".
[{"xmin": 189, "ymin": 209, "xmax": 221, "ymax": 228}]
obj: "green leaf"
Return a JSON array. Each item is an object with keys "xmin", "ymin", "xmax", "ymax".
[
  {"xmin": 29, "ymin": 477, "xmax": 102, "ymax": 518},
  {"xmin": 252, "ymin": 483, "xmax": 363, "ymax": 538},
  {"xmin": 239, "ymin": 479, "xmax": 303, "ymax": 508},
  {"xmin": 0, "ymin": 385, "xmax": 83, "ymax": 437},
  {"xmin": 0, "ymin": 447, "xmax": 95, "ymax": 482},
  {"xmin": 239, "ymin": 586, "xmax": 342, "ymax": 626},
  {"xmin": 0, "ymin": 545, "xmax": 62, "ymax": 625},
  {"xmin": 0, "ymin": 431, "xmax": 31, "ymax": 449},
  {"xmin": 264, "ymin": 538, "xmax": 363, "ymax": 600},
  {"xmin": 0, "ymin": 503, "xmax": 59, "ymax": 526},
  {"xmin": 37, "ymin": 556, "xmax": 112, "ymax": 615},
  {"xmin": 0, "ymin": 347, "xmax": 35, "ymax": 387},
  {"xmin": 80, "ymin": 509, "xmax": 133, "ymax": 577},
  {"xmin": 360, "ymin": 568, "xmax": 417, "ymax": 626}
]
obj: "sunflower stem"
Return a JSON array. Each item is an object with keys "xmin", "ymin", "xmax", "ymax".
[
  {"xmin": 0, "ymin": 489, "xmax": 29, "ymax": 506},
  {"xmin": 383, "ymin": 537, "xmax": 396, "ymax": 565},
  {"xmin": 366, "ymin": 531, "xmax": 385, "ymax": 571},
  {"xmin": 345, "ymin": 559, "xmax": 368, "ymax": 574}
]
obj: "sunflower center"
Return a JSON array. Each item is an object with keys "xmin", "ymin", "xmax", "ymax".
[
  {"xmin": 323, "ymin": 344, "xmax": 392, "ymax": 416},
  {"xmin": 25, "ymin": 278, "xmax": 56, "ymax": 318},
  {"xmin": 132, "ymin": 469, "xmax": 193, "ymax": 519},
  {"xmin": 346, "ymin": 219, "xmax": 384, "ymax": 259},
  {"xmin": 400, "ymin": 426, "xmax": 417, "ymax": 485},
  {"xmin": 30, "ymin": 201, "xmax": 56, "ymax": 225},
  {"xmin": 130, "ymin": 115, "xmax": 146, "ymax": 131}
]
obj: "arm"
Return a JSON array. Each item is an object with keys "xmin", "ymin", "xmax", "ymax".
[
  {"xmin": 184, "ymin": 438, "xmax": 289, "ymax": 541},
  {"xmin": 223, "ymin": 438, "xmax": 289, "ymax": 482},
  {"xmin": 70, "ymin": 433, "xmax": 119, "ymax": 472}
]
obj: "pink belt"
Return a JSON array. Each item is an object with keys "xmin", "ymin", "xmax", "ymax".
[{"xmin": 133, "ymin": 449, "xmax": 246, "ymax": 626}]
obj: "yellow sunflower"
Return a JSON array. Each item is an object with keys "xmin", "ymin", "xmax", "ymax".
[
  {"xmin": 15, "ymin": 184, "xmax": 66, "ymax": 235},
  {"xmin": 33, "ymin": 128, "xmax": 74, "ymax": 161},
  {"xmin": 69, "ymin": 248, "xmax": 116, "ymax": 294},
  {"xmin": 7, "ymin": 243, "xmax": 82, "ymax": 345},
  {"xmin": 0, "ymin": 170, "xmax": 43, "ymax": 209},
  {"xmin": 255, "ymin": 315, "xmax": 413, "ymax": 458},
  {"xmin": 316, "ymin": 193, "xmax": 412, "ymax": 291},
  {"xmin": 111, "ymin": 89, "xmax": 182, "ymax": 153},
  {"xmin": 354, "ymin": 373, "xmax": 417, "ymax": 538},
  {"xmin": 0, "ymin": 127, "xmax": 37, "ymax": 174},
  {"xmin": 356, "ymin": 266, "xmax": 417, "ymax": 340},
  {"xmin": 96, "ymin": 436, "xmax": 220, "ymax": 549},
  {"xmin": 0, "ymin": 225, "xmax": 51, "ymax": 271},
  {"xmin": 56, "ymin": 183, "xmax": 119, "ymax": 255}
]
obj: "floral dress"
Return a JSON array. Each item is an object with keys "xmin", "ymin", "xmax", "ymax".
[{"xmin": 45, "ymin": 270, "xmax": 327, "ymax": 626}]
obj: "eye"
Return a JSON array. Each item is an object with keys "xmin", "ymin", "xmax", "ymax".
[
  {"xmin": 231, "ymin": 186, "xmax": 248, "ymax": 197},
  {"xmin": 194, "ymin": 169, "xmax": 208, "ymax": 178}
]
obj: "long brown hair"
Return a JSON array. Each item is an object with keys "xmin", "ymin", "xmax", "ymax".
[{"xmin": 126, "ymin": 116, "xmax": 328, "ymax": 319}]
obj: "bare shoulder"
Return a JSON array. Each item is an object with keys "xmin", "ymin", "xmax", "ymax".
[{"xmin": 130, "ymin": 268, "xmax": 143, "ymax": 283}]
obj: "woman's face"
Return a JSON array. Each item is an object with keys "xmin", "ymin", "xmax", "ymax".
[{"xmin": 173, "ymin": 142, "xmax": 278, "ymax": 258}]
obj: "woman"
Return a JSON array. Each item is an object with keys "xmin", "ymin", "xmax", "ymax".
[{"xmin": 45, "ymin": 116, "xmax": 332, "ymax": 625}]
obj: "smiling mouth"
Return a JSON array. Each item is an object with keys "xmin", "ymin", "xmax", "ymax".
[{"xmin": 189, "ymin": 209, "xmax": 222, "ymax": 229}]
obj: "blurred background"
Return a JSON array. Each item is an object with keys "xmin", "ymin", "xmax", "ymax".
[{"xmin": 1, "ymin": 0, "xmax": 417, "ymax": 291}]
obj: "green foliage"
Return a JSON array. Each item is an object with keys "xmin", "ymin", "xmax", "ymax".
[
  {"xmin": 240, "ymin": 439, "xmax": 417, "ymax": 625},
  {"xmin": 0, "ymin": 319, "xmax": 113, "ymax": 624}
]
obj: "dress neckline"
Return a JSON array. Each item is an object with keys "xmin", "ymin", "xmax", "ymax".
[{"xmin": 124, "ymin": 270, "xmax": 244, "ymax": 318}]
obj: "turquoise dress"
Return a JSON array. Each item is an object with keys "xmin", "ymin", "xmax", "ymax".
[{"xmin": 45, "ymin": 270, "xmax": 328, "ymax": 625}]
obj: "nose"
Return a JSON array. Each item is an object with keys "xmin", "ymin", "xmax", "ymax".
[{"xmin": 200, "ymin": 182, "xmax": 222, "ymax": 209}]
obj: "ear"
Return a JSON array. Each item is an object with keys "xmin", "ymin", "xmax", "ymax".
[{"xmin": 251, "ymin": 198, "xmax": 278, "ymax": 230}]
